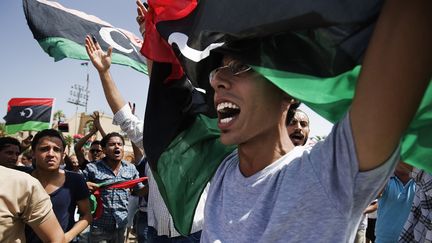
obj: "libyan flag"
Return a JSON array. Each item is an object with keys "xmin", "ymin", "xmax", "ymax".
[
  {"xmin": 140, "ymin": 0, "xmax": 432, "ymax": 236},
  {"xmin": 23, "ymin": 0, "xmax": 148, "ymax": 74},
  {"xmin": 4, "ymin": 98, "xmax": 54, "ymax": 134}
]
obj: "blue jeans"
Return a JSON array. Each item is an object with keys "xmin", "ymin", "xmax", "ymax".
[
  {"xmin": 136, "ymin": 211, "xmax": 148, "ymax": 243},
  {"xmin": 147, "ymin": 226, "xmax": 201, "ymax": 243},
  {"xmin": 89, "ymin": 226, "xmax": 126, "ymax": 243}
]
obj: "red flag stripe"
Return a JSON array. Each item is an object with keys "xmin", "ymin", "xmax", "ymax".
[
  {"xmin": 8, "ymin": 98, "xmax": 54, "ymax": 107},
  {"xmin": 141, "ymin": 0, "xmax": 197, "ymax": 83}
]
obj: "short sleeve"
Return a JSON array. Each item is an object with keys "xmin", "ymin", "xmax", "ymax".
[
  {"xmin": 307, "ymin": 113, "xmax": 399, "ymax": 214},
  {"xmin": 22, "ymin": 179, "xmax": 53, "ymax": 227}
]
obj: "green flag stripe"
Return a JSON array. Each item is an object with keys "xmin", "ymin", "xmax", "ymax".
[
  {"xmin": 5, "ymin": 121, "xmax": 50, "ymax": 134},
  {"xmin": 252, "ymin": 65, "xmax": 361, "ymax": 123},
  {"xmin": 254, "ymin": 65, "xmax": 432, "ymax": 173},
  {"xmin": 155, "ymin": 115, "xmax": 235, "ymax": 235},
  {"xmin": 38, "ymin": 37, "xmax": 148, "ymax": 74},
  {"xmin": 400, "ymin": 84, "xmax": 432, "ymax": 172}
]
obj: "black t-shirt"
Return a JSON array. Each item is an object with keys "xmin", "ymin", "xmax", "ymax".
[{"xmin": 26, "ymin": 171, "xmax": 89, "ymax": 243}]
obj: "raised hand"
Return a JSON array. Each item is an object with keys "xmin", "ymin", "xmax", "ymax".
[
  {"xmin": 136, "ymin": 0, "xmax": 148, "ymax": 37},
  {"xmin": 90, "ymin": 111, "xmax": 101, "ymax": 133},
  {"xmin": 20, "ymin": 134, "xmax": 33, "ymax": 151},
  {"xmin": 136, "ymin": 0, "xmax": 153, "ymax": 73},
  {"xmin": 128, "ymin": 102, "xmax": 136, "ymax": 115},
  {"xmin": 85, "ymin": 35, "xmax": 113, "ymax": 73}
]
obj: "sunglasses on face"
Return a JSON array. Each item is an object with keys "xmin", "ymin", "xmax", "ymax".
[{"xmin": 209, "ymin": 60, "xmax": 252, "ymax": 82}]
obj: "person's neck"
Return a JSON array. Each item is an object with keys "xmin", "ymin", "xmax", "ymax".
[
  {"xmin": 395, "ymin": 170, "xmax": 411, "ymax": 185},
  {"xmin": 238, "ymin": 124, "xmax": 295, "ymax": 177},
  {"xmin": 32, "ymin": 168, "xmax": 62, "ymax": 185},
  {"xmin": 103, "ymin": 158, "xmax": 122, "ymax": 173}
]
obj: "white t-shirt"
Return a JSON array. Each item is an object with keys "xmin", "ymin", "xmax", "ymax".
[{"xmin": 201, "ymin": 114, "xmax": 399, "ymax": 243}]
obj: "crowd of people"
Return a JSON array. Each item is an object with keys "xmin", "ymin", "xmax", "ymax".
[{"xmin": 1, "ymin": 0, "xmax": 431, "ymax": 242}]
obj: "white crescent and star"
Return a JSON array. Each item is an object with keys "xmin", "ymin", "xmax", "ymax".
[
  {"xmin": 168, "ymin": 32, "xmax": 225, "ymax": 62},
  {"xmin": 97, "ymin": 28, "xmax": 222, "ymax": 63},
  {"xmin": 20, "ymin": 108, "xmax": 33, "ymax": 118}
]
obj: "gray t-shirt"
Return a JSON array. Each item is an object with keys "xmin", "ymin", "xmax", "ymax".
[{"xmin": 201, "ymin": 115, "xmax": 399, "ymax": 242}]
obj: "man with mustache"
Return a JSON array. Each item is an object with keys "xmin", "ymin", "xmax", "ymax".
[
  {"xmin": 83, "ymin": 132, "xmax": 146, "ymax": 243},
  {"xmin": 286, "ymin": 108, "xmax": 310, "ymax": 146}
]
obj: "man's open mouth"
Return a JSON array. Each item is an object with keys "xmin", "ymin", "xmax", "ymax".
[
  {"xmin": 290, "ymin": 133, "xmax": 304, "ymax": 141},
  {"xmin": 217, "ymin": 102, "xmax": 240, "ymax": 124}
]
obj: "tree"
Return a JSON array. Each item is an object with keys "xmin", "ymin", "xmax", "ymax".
[
  {"xmin": 0, "ymin": 123, "xmax": 5, "ymax": 137},
  {"xmin": 53, "ymin": 110, "xmax": 65, "ymax": 127},
  {"xmin": 64, "ymin": 135, "xmax": 73, "ymax": 155}
]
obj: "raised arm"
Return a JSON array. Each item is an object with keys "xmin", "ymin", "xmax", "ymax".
[
  {"xmin": 86, "ymin": 35, "xmax": 146, "ymax": 149},
  {"xmin": 74, "ymin": 125, "xmax": 97, "ymax": 166},
  {"xmin": 351, "ymin": 0, "xmax": 432, "ymax": 171},
  {"xmin": 136, "ymin": 0, "xmax": 153, "ymax": 75},
  {"xmin": 91, "ymin": 111, "xmax": 106, "ymax": 137},
  {"xmin": 20, "ymin": 134, "xmax": 33, "ymax": 152},
  {"xmin": 128, "ymin": 102, "xmax": 145, "ymax": 163},
  {"xmin": 85, "ymin": 35, "xmax": 126, "ymax": 114}
]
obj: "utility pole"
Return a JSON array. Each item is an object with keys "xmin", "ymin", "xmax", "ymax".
[
  {"xmin": 67, "ymin": 84, "xmax": 88, "ymax": 134},
  {"xmin": 82, "ymin": 62, "xmax": 90, "ymax": 113}
]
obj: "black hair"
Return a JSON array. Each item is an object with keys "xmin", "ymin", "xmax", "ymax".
[
  {"xmin": 286, "ymin": 101, "xmax": 301, "ymax": 126},
  {"xmin": 64, "ymin": 154, "xmax": 79, "ymax": 171},
  {"xmin": 22, "ymin": 150, "xmax": 32, "ymax": 159},
  {"xmin": 90, "ymin": 140, "xmax": 101, "ymax": 147},
  {"xmin": 0, "ymin": 137, "xmax": 21, "ymax": 153},
  {"xmin": 100, "ymin": 132, "xmax": 125, "ymax": 148},
  {"xmin": 31, "ymin": 129, "xmax": 66, "ymax": 151}
]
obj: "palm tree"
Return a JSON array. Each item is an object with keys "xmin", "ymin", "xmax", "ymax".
[
  {"xmin": 54, "ymin": 110, "xmax": 66, "ymax": 122},
  {"xmin": 64, "ymin": 135, "xmax": 73, "ymax": 155},
  {"xmin": 53, "ymin": 110, "xmax": 65, "ymax": 128},
  {"xmin": 0, "ymin": 123, "xmax": 5, "ymax": 137}
]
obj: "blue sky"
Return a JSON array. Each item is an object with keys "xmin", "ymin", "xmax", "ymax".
[{"xmin": 0, "ymin": 0, "xmax": 332, "ymax": 137}]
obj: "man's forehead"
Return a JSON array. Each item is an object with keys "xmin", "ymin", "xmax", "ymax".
[
  {"xmin": 37, "ymin": 136, "xmax": 63, "ymax": 147},
  {"xmin": 107, "ymin": 136, "xmax": 123, "ymax": 143},
  {"xmin": 1, "ymin": 144, "xmax": 20, "ymax": 151},
  {"xmin": 294, "ymin": 112, "xmax": 309, "ymax": 122}
]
